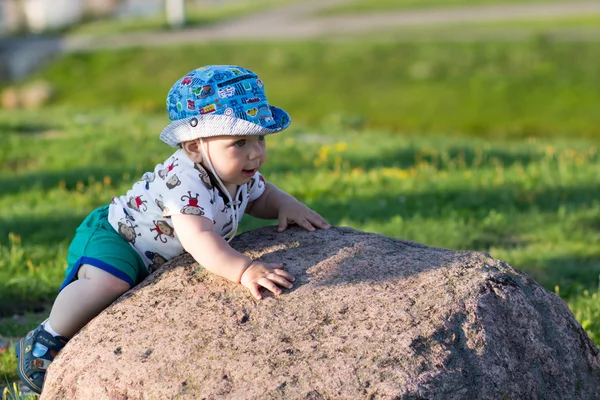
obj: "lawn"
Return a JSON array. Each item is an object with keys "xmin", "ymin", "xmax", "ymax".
[
  {"xmin": 20, "ymin": 40, "xmax": 600, "ymax": 138},
  {"xmin": 319, "ymin": 0, "xmax": 590, "ymax": 15},
  {"xmin": 366, "ymin": 14, "xmax": 600, "ymax": 39},
  {"xmin": 61, "ymin": 0, "xmax": 590, "ymax": 35},
  {"xmin": 1, "ymin": 38, "xmax": 599, "ymax": 386}
]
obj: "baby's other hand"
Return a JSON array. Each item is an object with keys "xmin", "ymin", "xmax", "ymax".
[
  {"xmin": 240, "ymin": 261, "xmax": 295, "ymax": 300},
  {"xmin": 278, "ymin": 200, "xmax": 331, "ymax": 232}
]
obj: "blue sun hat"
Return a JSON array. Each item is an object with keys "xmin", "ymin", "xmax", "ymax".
[{"xmin": 160, "ymin": 65, "xmax": 291, "ymax": 147}]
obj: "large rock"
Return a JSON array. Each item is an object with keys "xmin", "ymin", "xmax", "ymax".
[{"xmin": 41, "ymin": 227, "xmax": 600, "ymax": 399}]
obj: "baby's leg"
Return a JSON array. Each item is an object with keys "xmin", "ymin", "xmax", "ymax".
[{"xmin": 48, "ymin": 264, "xmax": 131, "ymax": 338}]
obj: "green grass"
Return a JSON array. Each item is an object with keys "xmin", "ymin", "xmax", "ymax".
[
  {"xmin": 64, "ymin": 0, "xmax": 296, "ymax": 35},
  {"xmin": 2, "ymin": 381, "xmax": 37, "ymax": 400},
  {"xmin": 346, "ymin": 28, "xmax": 600, "ymax": 48},
  {"xmin": 372, "ymin": 14, "xmax": 600, "ymax": 37},
  {"xmin": 566, "ymin": 284, "xmax": 600, "ymax": 343},
  {"xmin": 470, "ymin": 14, "xmax": 600, "ymax": 28},
  {"xmin": 1, "ymin": 38, "xmax": 599, "ymax": 383},
  {"xmin": 319, "ymin": 0, "xmax": 586, "ymax": 15},
  {"xmin": 16, "ymin": 40, "xmax": 600, "ymax": 139}
]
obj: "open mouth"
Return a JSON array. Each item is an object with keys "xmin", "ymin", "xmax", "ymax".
[{"xmin": 242, "ymin": 169, "xmax": 256, "ymax": 177}]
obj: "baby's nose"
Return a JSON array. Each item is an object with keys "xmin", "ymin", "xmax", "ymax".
[{"xmin": 249, "ymin": 143, "xmax": 265, "ymax": 159}]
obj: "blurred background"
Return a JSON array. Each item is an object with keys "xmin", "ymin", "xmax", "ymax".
[{"xmin": 1, "ymin": 0, "xmax": 599, "ymax": 395}]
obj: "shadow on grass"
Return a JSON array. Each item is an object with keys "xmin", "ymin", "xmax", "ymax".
[
  {"xmin": 306, "ymin": 183, "xmax": 599, "ymax": 227},
  {"xmin": 266, "ymin": 142, "xmax": 560, "ymax": 175},
  {"xmin": 343, "ymin": 145, "xmax": 551, "ymax": 172},
  {"xmin": 0, "ymin": 212, "xmax": 86, "ymax": 246},
  {"xmin": 526, "ymin": 255, "xmax": 600, "ymax": 299},
  {"xmin": 0, "ymin": 215, "xmax": 82, "ymax": 317},
  {"xmin": 0, "ymin": 120, "xmax": 54, "ymax": 136},
  {"xmin": 0, "ymin": 294, "xmax": 52, "ymax": 319},
  {"xmin": 0, "ymin": 166, "xmax": 143, "ymax": 199}
]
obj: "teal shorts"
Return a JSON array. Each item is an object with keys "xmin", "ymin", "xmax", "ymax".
[{"xmin": 60, "ymin": 206, "xmax": 148, "ymax": 291}]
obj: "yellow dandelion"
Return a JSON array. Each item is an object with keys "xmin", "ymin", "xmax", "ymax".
[
  {"xmin": 381, "ymin": 167, "xmax": 409, "ymax": 179},
  {"xmin": 334, "ymin": 142, "xmax": 347, "ymax": 152},
  {"xmin": 350, "ymin": 168, "xmax": 365, "ymax": 177}
]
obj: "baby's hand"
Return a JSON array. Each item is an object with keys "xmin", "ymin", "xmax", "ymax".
[
  {"xmin": 278, "ymin": 199, "xmax": 331, "ymax": 232},
  {"xmin": 240, "ymin": 261, "xmax": 295, "ymax": 300}
]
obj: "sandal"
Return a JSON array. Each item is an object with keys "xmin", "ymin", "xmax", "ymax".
[{"xmin": 16, "ymin": 324, "xmax": 69, "ymax": 394}]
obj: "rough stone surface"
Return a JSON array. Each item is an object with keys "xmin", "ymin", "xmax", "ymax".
[{"xmin": 41, "ymin": 226, "xmax": 600, "ymax": 400}]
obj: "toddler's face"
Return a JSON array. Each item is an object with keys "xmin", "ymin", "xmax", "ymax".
[{"xmin": 202, "ymin": 135, "xmax": 266, "ymax": 187}]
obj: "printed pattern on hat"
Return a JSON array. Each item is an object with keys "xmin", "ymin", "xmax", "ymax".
[{"xmin": 166, "ymin": 66, "xmax": 279, "ymax": 130}]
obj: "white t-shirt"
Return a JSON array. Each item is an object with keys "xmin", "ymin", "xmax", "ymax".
[{"xmin": 108, "ymin": 149, "xmax": 265, "ymax": 272}]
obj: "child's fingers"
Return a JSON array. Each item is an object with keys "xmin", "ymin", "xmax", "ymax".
[
  {"xmin": 273, "ymin": 268, "xmax": 295, "ymax": 282},
  {"xmin": 277, "ymin": 217, "xmax": 289, "ymax": 232},
  {"xmin": 258, "ymin": 278, "xmax": 283, "ymax": 296},
  {"xmin": 264, "ymin": 262, "xmax": 285, "ymax": 270},
  {"xmin": 308, "ymin": 213, "xmax": 331, "ymax": 229},
  {"xmin": 268, "ymin": 273, "xmax": 294, "ymax": 289},
  {"xmin": 247, "ymin": 284, "xmax": 262, "ymax": 300},
  {"xmin": 296, "ymin": 217, "xmax": 316, "ymax": 232}
]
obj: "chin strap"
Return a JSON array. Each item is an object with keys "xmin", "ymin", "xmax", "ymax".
[{"xmin": 199, "ymin": 138, "xmax": 239, "ymax": 242}]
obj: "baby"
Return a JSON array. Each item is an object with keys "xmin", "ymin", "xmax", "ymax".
[{"xmin": 17, "ymin": 65, "xmax": 330, "ymax": 394}]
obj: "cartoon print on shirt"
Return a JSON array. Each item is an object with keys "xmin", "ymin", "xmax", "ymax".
[
  {"xmin": 158, "ymin": 158, "xmax": 179, "ymax": 179},
  {"xmin": 127, "ymin": 195, "xmax": 148, "ymax": 212},
  {"xmin": 118, "ymin": 220, "xmax": 141, "ymax": 244},
  {"xmin": 194, "ymin": 163, "xmax": 213, "ymax": 189},
  {"xmin": 142, "ymin": 172, "xmax": 156, "ymax": 190},
  {"xmin": 180, "ymin": 191, "xmax": 205, "ymax": 215},
  {"xmin": 166, "ymin": 174, "xmax": 182, "ymax": 189},
  {"xmin": 216, "ymin": 190, "xmax": 230, "ymax": 213},
  {"xmin": 246, "ymin": 177, "xmax": 256, "ymax": 194},
  {"xmin": 142, "ymin": 172, "xmax": 156, "ymax": 183},
  {"xmin": 160, "ymin": 200, "xmax": 171, "ymax": 217},
  {"xmin": 150, "ymin": 220, "xmax": 175, "ymax": 243},
  {"xmin": 145, "ymin": 251, "xmax": 168, "ymax": 272},
  {"xmin": 108, "ymin": 148, "xmax": 269, "ymax": 273},
  {"xmin": 122, "ymin": 207, "xmax": 135, "ymax": 222}
]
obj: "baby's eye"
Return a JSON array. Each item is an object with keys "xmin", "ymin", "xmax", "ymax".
[
  {"xmin": 258, "ymin": 135, "xmax": 265, "ymax": 141},
  {"xmin": 235, "ymin": 140, "xmax": 246, "ymax": 147}
]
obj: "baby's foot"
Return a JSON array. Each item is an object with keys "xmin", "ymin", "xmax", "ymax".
[{"xmin": 16, "ymin": 324, "xmax": 69, "ymax": 394}]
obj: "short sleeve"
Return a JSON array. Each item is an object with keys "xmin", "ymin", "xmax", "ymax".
[
  {"xmin": 157, "ymin": 160, "xmax": 215, "ymax": 222},
  {"xmin": 247, "ymin": 171, "xmax": 266, "ymax": 202}
]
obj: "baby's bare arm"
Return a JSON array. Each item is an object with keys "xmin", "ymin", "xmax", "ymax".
[
  {"xmin": 247, "ymin": 182, "xmax": 330, "ymax": 232},
  {"xmin": 246, "ymin": 182, "xmax": 290, "ymax": 220},
  {"xmin": 171, "ymin": 214, "xmax": 250, "ymax": 282},
  {"xmin": 171, "ymin": 214, "xmax": 294, "ymax": 299}
]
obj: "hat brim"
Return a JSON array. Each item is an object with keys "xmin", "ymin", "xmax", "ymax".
[{"xmin": 160, "ymin": 105, "xmax": 291, "ymax": 147}]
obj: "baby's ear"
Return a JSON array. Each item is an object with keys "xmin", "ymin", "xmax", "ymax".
[{"xmin": 181, "ymin": 139, "xmax": 203, "ymax": 163}]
